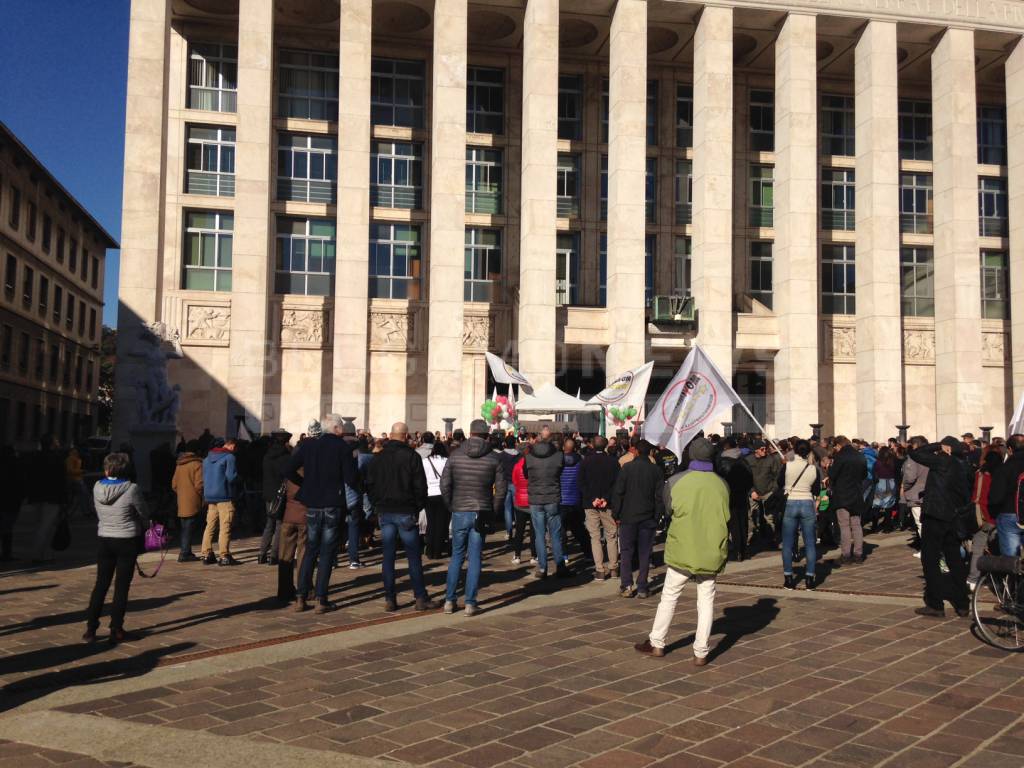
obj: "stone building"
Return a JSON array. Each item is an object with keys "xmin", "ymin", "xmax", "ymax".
[
  {"xmin": 115, "ymin": 0, "xmax": 1024, "ymax": 442},
  {"xmin": 0, "ymin": 122, "xmax": 114, "ymax": 451}
]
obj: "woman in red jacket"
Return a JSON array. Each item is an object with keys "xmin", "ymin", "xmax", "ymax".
[
  {"xmin": 968, "ymin": 446, "xmax": 1004, "ymax": 591},
  {"xmin": 511, "ymin": 445, "xmax": 536, "ymax": 565}
]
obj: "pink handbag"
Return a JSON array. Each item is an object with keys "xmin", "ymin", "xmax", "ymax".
[{"xmin": 137, "ymin": 523, "xmax": 170, "ymax": 578}]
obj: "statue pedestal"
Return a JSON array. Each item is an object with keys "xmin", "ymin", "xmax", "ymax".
[{"xmin": 129, "ymin": 426, "xmax": 178, "ymax": 493}]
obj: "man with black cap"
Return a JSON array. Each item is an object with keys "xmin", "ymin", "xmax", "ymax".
[
  {"xmin": 258, "ymin": 428, "xmax": 292, "ymax": 564},
  {"xmin": 635, "ymin": 437, "xmax": 729, "ymax": 665},
  {"xmin": 908, "ymin": 437, "xmax": 972, "ymax": 617},
  {"xmin": 611, "ymin": 440, "xmax": 665, "ymax": 598},
  {"xmin": 440, "ymin": 419, "xmax": 506, "ymax": 615},
  {"xmin": 745, "ymin": 439, "xmax": 783, "ymax": 548},
  {"xmin": 827, "ymin": 436, "xmax": 868, "ymax": 564}
]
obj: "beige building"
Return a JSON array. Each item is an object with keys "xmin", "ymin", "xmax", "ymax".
[
  {"xmin": 115, "ymin": 0, "xmax": 1024, "ymax": 442},
  {"xmin": 0, "ymin": 122, "xmax": 113, "ymax": 451}
]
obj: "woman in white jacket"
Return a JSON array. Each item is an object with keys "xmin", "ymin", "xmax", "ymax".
[{"xmin": 423, "ymin": 442, "xmax": 449, "ymax": 559}]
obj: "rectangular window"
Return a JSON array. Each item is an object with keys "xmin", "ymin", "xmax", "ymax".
[
  {"xmin": 8, "ymin": 186, "xmax": 20, "ymax": 229},
  {"xmin": 750, "ymin": 90, "xmax": 774, "ymax": 152},
  {"xmin": 645, "ymin": 156, "xmax": 657, "ymax": 224},
  {"xmin": 645, "ymin": 234, "xmax": 656, "ymax": 306},
  {"xmin": 981, "ymin": 250, "xmax": 1008, "ymax": 319},
  {"xmin": 556, "ymin": 153, "xmax": 580, "ymax": 218},
  {"xmin": 3, "ymin": 254, "xmax": 15, "ymax": 300},
  {"xmin": 53, "ymin": 285, "xmax": 62, "ymax": 325},
  {"xmin": 42, "ymin": 214, "xmax": 52, "ymax": 252},
  {"xmin": 555, "ymin": 232, "xmax": 580, "ymax": 306},
  {"xmin": 26, "ymin": 203, "xmax": 37, "ymax": 242},
  {"xmin": 370, "ymin": 141, "xmax": 423, "ymax": 209},
  {"xmin": 188, "ymin": 43, "xmax": 238, "ymax": 112},
  {"xmin": 821, "ymin": 94, "xmax": 855, "ymax": 156},
  {"xmin": 676, "ymin": 83, "xmax": 693, "ymax": 148},
  {"xmin": 39, "ymin": 275, "xmax": 48, "ymax": 317},
  {"xmin": 601, "ymin": 78, "xmax": 609, "ymax": 144},
  {"xmin": 647, "ymin": 80, "xmax": 658, "ymax": 147},
  {"xmin": 34, "ymin": 338, "xmax": 44, "ymax": 380},
  {"xmin": 822, "ymin": 168, "xmax": 856, "ymax": 230},
  {"xmin": 977, "ymin": 105, "xmax": 1007, "ymax": 165},
  {"xmin": 464, "ymin": 228, "xmax": 502, "ymax": 302},
  {"xmin": 599, "ymin": 233, "xmax": 607, "ymax": 307},
  {"xmin": 18, "ymin": 332, "xmax": 29, "ymax": 374},
  {"xmin": 558, "ymin": 74, "xmax": 583, "ymax": 141},
  {"xmin": 22, "ymin": 264, "xmax": 33, "ymax": 309},
  {"xmin": 91, "ymin": 256, "xmax": 98, "ymax": 289},
  {"xmin": 49, "ymin": 344, "xmax": 59, "ymax": 383},
  {"xmin": 466, "ymin": 66, "xmax": 504, "ymax": 134},
  {"xmin": 56, "ymin": 228, "xmax": 65, "ymax": 263},
  {"xmin": 465, "ymin": 147, "xmax": 503, "ymax": 214},
  {"xmin": 275, "ymin": 217, "xmax": 336, "ymax": 296},
  {"xmin": 86, "ymin": 358, "xmax": 94, "ymax": 391},
  {"xmin": 89, "ymin": 307, "xmax": 97, "ymax": 340},
  {"xmin": 900, "ymin": 246, "xmax": 934, "ymax": 317},
  {"xmin": 186, "ymin": 125, "xmax": 236, "ymax": 196},
  {"xmin": 65, "ymin": 293, "xmax": 74, "ymax": 331},
  {"xmin": 78, "ymin": 302, "xmax": 85, "ymax": 336},
  {"xmin": 749, "ymin": 165, "xmax": 774, "ymax": 227},
  {"xmin": 63, "ymin": 343, "xmax": 71, "ymax": 387},
  {"xmin": 15, "ymin": 402, "xmax": 25, "ymax": 439},
  {"xmin": 371, "ymin": 58, "xmax": 425, "ymax": 128},
  {"xmin": 899, "ymin": 173, "xmax": 933, "ymax": 234},
  {"xmin": 898, "ymin": 99, "xmax": 932, "ymax": 161},
  {"xmin": 69, "ymin": 239, "xmax": 77, "ymax": 274},
  {"xmin": 277, "ymin": 133, "xmax": 337, "ymax": 203},
  {"xmin": 600, "ymin": 155, "xmax": 608, "ymax": 221},
  {"xmin": 368, "ymin": 223, "xmax": 421, "ymax": 299},
  {"xmin": 183, "ymin": 211, "xmax": 233, "ymax": 291},
  {"xmin": 979, "ymin": 177, "xmax": 1008, "ymax": 237},
  {"xmin": 81, "ymin": 249, "xmax": 89, "ymax": 281},
  {"xmin": 673, "ymin": 236, "xmax": 692, "ymax": 297},
  {"xmin": 675, "ymin": 159, "xmax": 693, "ymax": 226},
  {"xmin": 0, "ymin": 325, "xmax": 10, "ymax": 370},
  {"xmin": 279, "ymin": 49, "xmax": 339, "ymax": 120},
  {"xmin": 821, "ymin": 244, "xmax": 856, "ymax": 314},
  {"xmin": 75, "ymin": 356, "xmax": 83, "ymax": 389},
  {"xmin": 750, "ymin": 241, "xmax": 773, "ymax": 309}
]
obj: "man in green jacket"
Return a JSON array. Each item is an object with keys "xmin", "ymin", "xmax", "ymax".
[{"xmin": 635, "ymin": 437, "xmax": 730, "ymax": 666}]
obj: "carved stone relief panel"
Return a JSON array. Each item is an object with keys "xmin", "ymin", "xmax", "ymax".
[
  {"xmin": 369, "ymin": 310, "xmax": 417, "ymax": 351},
  {"xmin": 903, "ymin": 329, "xmax": 935, "ymax": 364},
  {"xmin": 982, "ymin": 332, "xmax": 1006, "ymax": 364},
  {"xmin": 826, "ymin": 324, "xmax": 855, "ymax": 363},
  {"xmin": 462, "ymin": 314, "xmax": 490, "ymax": 351},
  {"xmin": 280, "ymin": 308, "xmax": 326, "ymax": 348},
  {"xmin": 185, "ymin": 305, "xmax": 231, "ymax": 344}
]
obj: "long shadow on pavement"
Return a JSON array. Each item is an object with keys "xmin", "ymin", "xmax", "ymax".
[{"xmin": 665, "ymin": 597, "xmax": 781, "ymax": 662}]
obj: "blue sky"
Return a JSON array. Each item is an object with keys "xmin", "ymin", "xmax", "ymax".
[{"xmin": 0, "ymin": 1, "xmax": 129, "ymax": 327}]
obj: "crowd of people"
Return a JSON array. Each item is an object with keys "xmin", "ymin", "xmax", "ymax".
[{"xmin": 5, "ymin": 417, "xmax": 1022, "ymax": 660}]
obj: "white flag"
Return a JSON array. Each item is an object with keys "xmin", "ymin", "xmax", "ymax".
[
  {"xmin": 643, "ymin": 346, "xmax": 743, "ymax": 458},
  {"xmin": 588, "ymin": 362, "xmax": 654, "ymax": 409},
  {"xmin": 485, "ymin": 352, "xmax": 533, "ymax": 393},
  {"xmin": 1010, "ymin": 392, "xmax": 1024, "ymax": 436}
]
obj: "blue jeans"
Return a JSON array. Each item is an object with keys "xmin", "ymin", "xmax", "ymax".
[
  {"xmin": 530, "ymin": 503, "xmax": 563, "ymax": 574},
  {"xmin": 179, "ymin": 516, "xmax": 195, "ymax": 556},
  {"xmin": 504, "ymin": 486, "xmax": 515, "ymax": 535},
  {"xmin": 346, "ymin": 501, "xmax": 362, "ymax": 564},
  {"xmin": 380, "ymin": 512, "xmax": 428, "ymax": 600},
  {"xmin": 446, "ymin": 511, "xmax": 485, "ymax": 605},
  {"xmin": 997, "ymin": 512, "xmax": 1022, "ymax": 557},
  {"xmin": 782, "ymin": 499, "xmax": 817, "ymax": 577},
  {"xmin": 298, "ymin": 507, "xmax": 340, "ymax": 602}
]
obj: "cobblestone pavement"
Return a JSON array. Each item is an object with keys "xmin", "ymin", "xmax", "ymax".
[{"xmin": 2, "ymin": 518, "xmax": 1021, "ymax": 768}]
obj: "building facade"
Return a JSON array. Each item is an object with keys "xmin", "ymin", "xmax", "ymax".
[
  {"xmin": 0, "ymin": 122, "xmax": 114, "ymax": 451},
  {"xmin": 115, "ymin": 0, "xmax": 1024, "ymax": 442}
]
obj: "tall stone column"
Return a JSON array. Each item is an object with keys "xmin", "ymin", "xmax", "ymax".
[
  {"xmin": 112, "ymin": 0, "xmax": 170, "ymax": 444},
  {"xmin": 932, "ymin": 28, "xmax": 983, "ymax": 436},
  {"xmin": 1008, "ymin": 41, "xmax": 1024, "ymax": 405},
  {"xmin": 691, "ymin": 5, "xmax": 734, "ymax": 377},
  {"xmin": 773, "ymin": 13, "xmax": 819, "ymax": 436},
  {"xmin": 605, "ymin": 0, "xmax": 647, "ymax": 381},
  {"xmin": 229, "ymin": 0, "xmax": 273, "ymax": 432},
  {"xmin": 518, "ymin": 0, "xmax": 558, "ymax": 387},
  {"xmin": 426, "ymin": 0, "xmax": 467, "ymax": 433},
  {"xmin": 333, "ymin": 0, "xmax": 372, "ymax": 428},
  {"xmin": 854, "ymin": 21, "xmax": 902, "ymax": 440}
]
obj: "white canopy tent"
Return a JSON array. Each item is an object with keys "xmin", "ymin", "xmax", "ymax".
[{"xmin": 515, "ymin": 383, "xmax": 602, "ymax": 414}]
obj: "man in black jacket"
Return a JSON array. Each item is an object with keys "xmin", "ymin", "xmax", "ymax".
[
  {"xmin": 910, "ymin": 437, "xmax": 971, "ymax": 617},
  {"xmin": 580, "ymin": 436, "xmax": 620, "ymax": 580},
  {"xmin": 258, "ymin": 429, "xmax": 291, "ymax": 564},
  {"xmin": 440, "ymin": 419, "xmax": 506, "ymax": 615},
  {"xmin": 524, "ymin": 436, "xmax": 566, "ymax": 579},
  {"xmin": 827, "ymin": 437, "xmax": 868, "ymax": 564},
  {"xmin": 366, "ymin": 422, "xmax": 439, "ymax": 613},
  {"xmin": 986, "ymin": 433, "xmax": 1024, "ymax": 558},
  {"xmin": 717, "ymin": 437, "xmax": 753, "ymax": 561},
  {"xmin": 286, "ymin": 414, "xmax": 361, "ymax": 614},
  {"xmin": 611, "ymin": 440, "xmax": 666, "ymax": 598}
]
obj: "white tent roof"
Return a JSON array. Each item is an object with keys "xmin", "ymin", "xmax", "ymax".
[{"xmin": 516, "ymin": 383, "xmax": 602, "ymax": 413}]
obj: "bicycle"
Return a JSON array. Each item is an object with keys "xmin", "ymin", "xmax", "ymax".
[{"xmin": 972, "ymin": 553, "xmax": 1024, "ymax": 652}]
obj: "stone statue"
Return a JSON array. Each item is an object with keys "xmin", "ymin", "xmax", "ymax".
[{"xmin": 128, "ymin": 322, "xmax": 184, "ymax": 428}]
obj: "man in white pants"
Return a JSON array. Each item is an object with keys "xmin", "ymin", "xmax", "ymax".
[{"xmin": 635, "ymin": 437, "xmax": 730, "ymax": 666}]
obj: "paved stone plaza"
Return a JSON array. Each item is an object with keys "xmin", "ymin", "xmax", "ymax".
[{"xmin": 1, "ymin": 521, "xmax": 1022, "ymax": 768}]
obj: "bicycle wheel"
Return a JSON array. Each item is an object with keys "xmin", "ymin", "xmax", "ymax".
[{"xmin": 972, "ymin": 572, "xmax": 1024, "ymax": 652}]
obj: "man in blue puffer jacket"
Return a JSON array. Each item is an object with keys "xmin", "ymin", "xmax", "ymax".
[
  {"xmin": 559, "ymin": 438, "xmax": 589, "ymax": 569},
  {"xmin": 201, "ymin": 438, "xmax": 239, "ymax": 566}
]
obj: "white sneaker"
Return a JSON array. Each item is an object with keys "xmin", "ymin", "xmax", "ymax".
[
  {"xmin": 511, "ymin": 555, "xmax": 521, "ymax": 564},
  {"xmin": 443, "ymin": 600, "xmax": 455, "ymax": 614},
  {"xmin": 348, "ymin": 562, "xmax": 363, "ymax": 570},
  {"xmin": 530, "ymin": 557, "xmax": 538, "ymax": 565}
]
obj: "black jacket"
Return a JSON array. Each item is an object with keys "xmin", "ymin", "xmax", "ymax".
[
  {"xmin": 987, "ymin": 451, "xmax": 1024, "ymax": 518},
  {"xmin": 716, "ymin": 450, "xmax": 753, "ymax": 509},
  {"xmin": 285, "ymin": 434, "xmax": 361, "ymax": 510},
  {"xmin": 827, "ymin": 445, "xmax": 868, "ymax": 515},
  {"xmin": 578, "ymin": 450, "xmax": 620, "ymax": 505},
  {"xmin": 524, "ymin": 441, "xmax": 564, "ymax": 505},
  {"xmin": 365, "ymin": 440, "xmax": 428, "ymax": 517},
  {"xmin": 910, "ymin": 444, "xmax": 972, "ymax": 523},
  {"xmin": 611, "ymin": 455, "xmax": 666, "ymax": 524},
  {"xmin": 497, "ymin": 449, "xmax": 520, "ymax": 485},
  {"xmin": 22, "ymin": 450, "xmax": 67, "ymax": 505},
  {"xmin": 261, "ymin": 442, "xmax": 291, "ymax": 502},
  {"xmin": 440, "ymin": 436, "xmax": 506, "ymax": 517}
]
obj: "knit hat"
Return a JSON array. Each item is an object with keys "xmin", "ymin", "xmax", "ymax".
[
  {"xmin": 689, "ymin": 437, "xmax": 715, "ymax": 462},
  {"xmin": 307, "ymin": 419, "xmax": 323, "ymax": 438}
]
